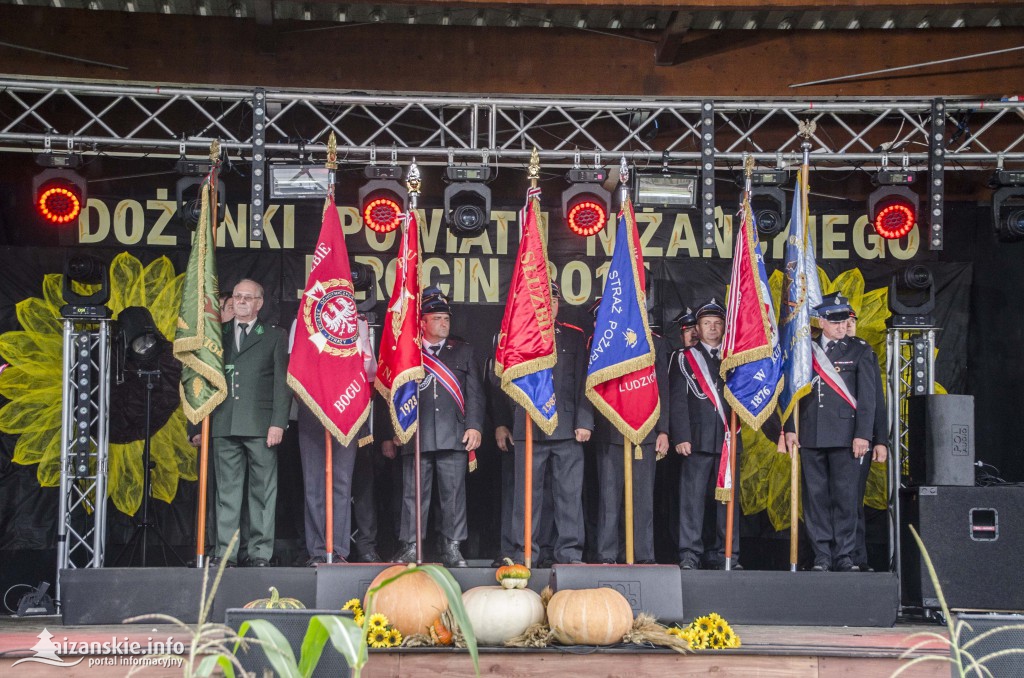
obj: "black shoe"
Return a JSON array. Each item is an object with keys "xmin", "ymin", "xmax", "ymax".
[
  {"xmin": 567, "ymin": 559, "xmax": 585, "ymax": 565},
  {"xmin": 208, "ymin": 556, "xmax": 236, "ymax": 568},
  {"xmin": 598, "ymin": 558, "xmax": 617, "ymax": 564},
  {"xmin": 833, "ymin": 557, "xmax": 859, "ymax": 573},
  {"xmin": 249, "ymin": 557, "xmax": 271, "ymax": 567},
  {"xmin": 856, "ymin": 563, "xmax": 874, "ymax": 573},
  {"xmin": 636, "ymin": 559, "xmax": 656, "ymax": 565},
  {"xmin": 440, "ymin": 539, "xmax": 467, "ymax": 568},
  {"xmin": 810, "ymin": 559, "xmax": 831, "ymax": 572},
  {"xmin": 679, "ymin": 554, "xmax": 699, "ymax": 570},
  {"xmin": 329, "ymin": 553, "xmax": 349, "ymax": 564},
  {"xmin": 305, "ymin": 555, "xmax": 327, "ymax": 567},
  {"xmin": 392, "ymin": 542, "xmax": 417, "ymax": 563},
  {"xmin": 537, "ymin": 557, "xmax": 555, "ymax": 568},
  {"xmin": 353, "ymin": 549, "xmax": 381, "ymax": 563}
]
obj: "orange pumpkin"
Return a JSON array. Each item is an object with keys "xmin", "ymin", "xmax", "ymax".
[
  {"xmin": 363, "ymin": 565, "xmax": 449, "ymax": 637},
  {"xmin": 546, "ymin": 587, "xmax": 633, "ymax": 646}
]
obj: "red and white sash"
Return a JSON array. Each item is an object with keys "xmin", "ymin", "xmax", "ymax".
[
  {"xmin": 683, "ymin": 348, "xmax": 733, "ymax": 502},
  {"xmin": 811, "ymin": 342, "xmax": 857, "ymax": 409},
  {"xmin": 422, "ymin": 348, "xmax": 476, "ymax": 471}
]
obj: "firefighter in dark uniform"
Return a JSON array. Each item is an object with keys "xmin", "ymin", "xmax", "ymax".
[
  {"xmin": 504, "ymin": 282, "xmax": 594, "ymax": 565},
  {"xmin": 845, "ymin": 310, "xmax": 889, "ymax": 572},
  {"xmin": 593, "ymin": 314, "xmax": 671, "ymax": 564},
  {"xmin": 391, "ymin": 287, "xmax": 484, "ymax": 567},
  {"xmin": 669, "ymin": 299, "xmax": 742, "ymax": 570},
  {"xmin": 783, "ymin": 293, "xmax": 879, "ymax": 572}
]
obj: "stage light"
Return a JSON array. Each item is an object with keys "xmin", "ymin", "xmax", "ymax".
[
  {"xmin": 735, "ymin": 170, "xmax": 788, "ymax": 238},
  {"xmin": 444, "ymin": 165, "xmax": 492, "ymax": 238},
  {"xmin": 358, "ymin": 165, "xmax": 407, "ymax": 234},
  {"xmin": 991, "ymin": 170, "xmax": 1024, "ymax": 243},
  {"xmin": 268, "ymin": 164, "xmax": 331, "ymax": 200},
  {"xmin": 633, "ymin": 171, "xmax": 697, "ymax": 208},
  {"xmin": 117, "ymin": 306, "xmax": 162, "ymax": 367},
  {"xmin": 61, "ymin": 254, "xmax": 111, "ymax": 319},
  {"xmin": 887, "ymin": 264, "xmax": 935, "ymax": 327},
  {"xmin": 32, "ymin": 169, "xmax": 87, "ymax": 226},
  {"xmin": 869, "ymin": 171, "xmax": 918, "ymax": 240},
  {"xmin": 176, "ymin": 176, "xmax": 226, "ymax": 229},
  {"xmin": 562, "ymin": 167, "xmax": 610, "ymax": 237}
]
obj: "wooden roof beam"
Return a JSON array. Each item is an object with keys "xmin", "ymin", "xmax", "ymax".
[{"xmin": 655, "ymin": 11, "xmax": 694, "ymax": 66}]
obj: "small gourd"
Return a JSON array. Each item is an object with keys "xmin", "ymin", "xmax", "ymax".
[
  {"xmin": 243, "ymin": 586, "xmax": 306, "ymax": 610},
  {"xmin": 495, "ymin": 558, "xmax": 530, "ymax": 590}
]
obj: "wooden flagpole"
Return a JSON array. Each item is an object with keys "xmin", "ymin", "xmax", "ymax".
[
  {"xmin": 523, "ymin": 150, "xmax": 540, "ymax": 569},
  {"xmin": 195, "ymin": 139, "xmax": 220, "ymax": 568},
  {"xmin": 408, "ymin": 161, "xmax": 424, "ymax": 565},
  {"xmin": 620, "ymin": 159, "xmax": 636, "ymax": 566},
  {"xmin": 724, "ymin": 410, "xmax": 738, "ymax": 570},
  {"xmin": 324, "ymin": 134, "xmax": 338, "ymax": 564}
]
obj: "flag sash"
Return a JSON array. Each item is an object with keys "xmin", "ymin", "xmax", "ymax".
[
  {"xmin": 422, "ymin": 351, "xmax": 465, "ymax": 415},
  {"xmin": 683, "ymin": 348, "xmax": 732, "ymax": 501},
  {"xmin": 811, "ymin": 342, "xmax": 858, "ymax": 409}
]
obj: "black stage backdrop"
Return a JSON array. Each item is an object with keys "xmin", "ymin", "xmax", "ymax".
[{"xmin": 0, "ymin": 186, "xmax": 1001, "ymax": 571}]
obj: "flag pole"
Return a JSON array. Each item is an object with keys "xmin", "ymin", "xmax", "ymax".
[
  {"xmin": 523, "ymin": 150, "xmax": 540, "ymax": 569},
  {"xmin": 619, "ymin": 158, "xmax": 636, "ymax": 566},
  {"xmin": 195, "ymin": 139, "xmax": 220, "ymax": 568},
  {"xmin": 407, "ymin": 160, "xmax": 424, "ymax": 565},
  {"xmin": 324, "ymin": 133, "xmax": 338, "ymax": 564},
  {"xmin": 791, "ymin": 127, "xmax": 815, "ymax": 573}
]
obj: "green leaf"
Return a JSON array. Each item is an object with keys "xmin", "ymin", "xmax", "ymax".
[
  {"xmin": 194, "ymin": 654, "xmax": 237, "ymax": 678},
  {"xmin": 416, "ymin": 565, "xmax": 480, "ymax": 677},
  {"xmin": 237, "ymin": 618, "xmax": 301, "ymax": 678},
  {"xmin": 299, "ymin": 615, "xmax": 365, "ymax": 678}
]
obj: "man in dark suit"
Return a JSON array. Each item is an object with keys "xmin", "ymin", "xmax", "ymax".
[
  {"xmin": 845, "ymin": 310, "xmax": 889, "ymax": 572},
  {"xmin": 210, "ymin": 279, "xmax": 291, "ymax": 567},
  {"xmin": 391, "ymin": 287, "xmax": 484, "ymax": 567},
  {"xmin": 504, "ymin": 283, "xmax": 594, "ymax": 565},
  {"xmin": 670, "ymin": 299, "xmax": 742, "ymax": 570},
  {"xmin": 783, "ymin": 293, "xmax": 879, "ymax": 572},
  {"xmin": 593, "ymin": 329, "xmax": 671, "ymax": 564}
]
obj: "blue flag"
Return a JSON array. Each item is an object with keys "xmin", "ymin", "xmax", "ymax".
[{"xmin": 778, "ymin": 168, "xmax": 823, "ymax": 423}]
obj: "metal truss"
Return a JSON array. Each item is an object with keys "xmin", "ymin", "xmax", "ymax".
[
  {"xmin": 885, "ymin": 325, "xmax": 936, "ymax": 607},
  {"xmin": 56, "ymin": 320, "xmax": 112, "ymax": 603},
  {"xmin": 1, "ymin": 78, "xmax": 1023, "ymax": 169}
]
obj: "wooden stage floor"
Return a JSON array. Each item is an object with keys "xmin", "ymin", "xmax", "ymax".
[{"xmin": 0, "ymin": 616, "xmax": 951, "ymax": 677}]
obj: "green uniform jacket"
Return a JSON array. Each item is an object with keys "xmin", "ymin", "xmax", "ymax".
[{"xmin": 211, "ymin": 320, "xmax": 291, "ymax": 438}]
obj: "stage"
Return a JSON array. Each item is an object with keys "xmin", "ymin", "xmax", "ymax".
[{"xmin": 0, "ymin": 616, "xmax": 951, "ymax": 677}]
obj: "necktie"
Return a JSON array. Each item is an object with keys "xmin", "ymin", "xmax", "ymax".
[
  {"xmin": 430, "ymin": 344, "xmax": 440, "ymax": 356},
  {"xmin": 826, "ymin": 340, "xmax": 836, "ymax": 354},
  {"xmin": 710, "ymin": 348, "xmax": 720, "ymax": 360},
  {"xmin": 238, "ymin": 323, "xmax": 249, "ymax": 350}
]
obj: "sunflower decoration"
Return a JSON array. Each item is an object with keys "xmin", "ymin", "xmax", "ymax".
[
  {"xmin": 368, "ymin": 628, "xmax": 390, "ymax": 649},
  {"xmin": 367, "ymin": 613, "xmax": 388, "ymax": 631},
  {"xmin": 739, "ymin": 266, "xmax": 895, "ymax": 531},
  {"xmin": 387, "ymin": 628, "xmax": 403, "ymax": 646},
  {"xmin": 673, "ymin": 613, "xmax": 741, "ymax": 650},
  {"xmin": 0, "ymin": 252, "xmax": 191, "ymax": 517}
]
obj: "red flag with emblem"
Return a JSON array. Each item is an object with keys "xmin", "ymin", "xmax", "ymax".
[{"xmin": 287, "ymin": 195, "xmax": 372, "ymax": 445}]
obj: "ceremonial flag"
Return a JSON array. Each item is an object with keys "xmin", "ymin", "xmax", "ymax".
[
  {"xmin": 778, "ymin": 169, "xmax": 823, "ymax": 423},
  {"xmin": 376, "ymin": 210, "xmax": 424, "ymax": 444},
  {"xmin": 287, "ymin": 194, "xmax": 372, "ymax": 446},
  {"xmin": 173, "ymin": 176, "xmax": 228, "ymax": 424},
  {"xmin": 721, "ymin": 193, "xmax": 785, "ymax": 430},
  {"xmin": 494, "ymin": 187, "xmax": 558, "ymax": 435},
  {"xmin": 585, "ymin": 196, "xmax": 659, "ymax": 444}
]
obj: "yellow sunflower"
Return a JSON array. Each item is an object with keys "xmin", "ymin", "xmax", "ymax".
[
  {"xmin": 709, "ymin": 633, "xmax": 725, "ymax": 649},
  {"xmin": 0, "ymin": 253, "xmax": 191, "ymax": 516},
  {"xmin": 369, "ymin": 629, "xmax": 390, "ymax": 649},
  {"xmin": 342, "ymin": 598, "xmax": 363, "ymax": 613},
  {"xmin": 367, "ymin": 613, "xmax": 389, "ymax": 630},
  {"xmin": 388, "ymin": 628, "xmax": 403, "ymax": 646},
  {"xmin": 354, "ymin": 613, "xmax": 365, "ymax": 627},
  {"xmin": 693, "ymin": 616, "xmax": 713, "ymax": 635}
]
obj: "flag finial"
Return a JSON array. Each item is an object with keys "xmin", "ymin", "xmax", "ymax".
[
  {"xmin": 209, "ymin": 139, "xmax": 220, "ymax": 163},
  {"xmin": 529, "ymin": 147, "xmax": 540, "ymax": 189},
  {"xmin": 326, "ymin": 132, "xmax": 337, "ymax": 171},
  {"xmin": 407, "ymin": 159, "xmax": 421, "ymax": 197}
]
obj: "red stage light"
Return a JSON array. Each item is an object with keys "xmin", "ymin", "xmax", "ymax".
[
  {"xmin": 872, "ymin": 198, "xmax": 916, "ymax": 240},
  {"xmin": 36, "ymin": 181, "xmax": 83, "ymax": 225},
  {"xmin": 566, "ymin": 197, "xmax": 608, "ymax": 237},
  {"xmin": 362, "ymin": 193, "xmax": 403, "ymax": 233}
]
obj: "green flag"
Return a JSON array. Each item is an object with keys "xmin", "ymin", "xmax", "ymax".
[{"xmin": 173, "ymin": 178, "xmax": 227, "ymax": 423}]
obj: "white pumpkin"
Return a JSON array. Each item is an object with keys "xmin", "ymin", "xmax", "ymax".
[{"xmin": 461, "ymin": 585, "xmax": 546, "ymax": 645}]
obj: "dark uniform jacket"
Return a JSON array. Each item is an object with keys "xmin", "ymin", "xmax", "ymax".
[
  {"xmin": 669, "ymin": 343, "xmax": 739, "ymax": 456},
  {"xmin": 412, "ymin": 337, "xmax": 485, "ymax": 454},
  {"xmin": 785, "ymin": 336, "xmax": 877, "ymax": 448},
  {"xmin": 212, "ymin": 319, "xmax": 291, "ymax": 438},
  {"xmin": 502, "ymin": 322, "xmax": 594, "ymax": 442},
  {"xmin": 593, "ymin": 333, "xmax": 671, "ymax": 446}
]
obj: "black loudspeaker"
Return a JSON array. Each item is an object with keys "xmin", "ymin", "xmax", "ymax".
[
  {"xmin": 908, "ymin": 394, "xmax": 975, "ymax": 486},
  {"xmin": 225, "ymin": 608, "xmax": 353, "ymax": 678},
  {"xmin": 551, "ymin": 564, "xmax": 684, "ymax": 624},
  {"xmin": 901, "ymin": 486, "xmax": 1024, "ymax": 611},
  {"xmin": 955, "ymin": 614, "xmax": 1024, "ymax": 677}
]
